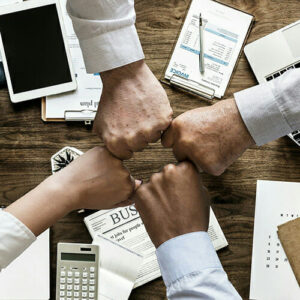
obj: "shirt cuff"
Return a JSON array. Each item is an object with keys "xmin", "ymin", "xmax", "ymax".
[
  {"xmin": 156, "ymin": 232, "xmax": 222, "ymax": 287},
  {"xmin": 78, "ymin": 25, "xmax": 144, "ymax": 73},
  {"xmin": 234, "ymin": 83, "xmax": 293, "ymax": 146},
  {"xmin": 0, "ymin": 210, "xmax": 36, "ymax": 269}
]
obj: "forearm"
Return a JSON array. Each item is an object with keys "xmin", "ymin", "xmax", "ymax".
[
  {"xmin": 234, "ymin": 68, "xmax": 300, "ymax": 146},
  {"xmin": 5, "ymin": 176, "xmax": 73, "ymax": 236},
  {"xmin": 156, "ymin": 232, "xmax": 242, "ymax": 299},
  {"xmin": 66, "ymin": 0, "xmax": 144, "ymax": 73}
]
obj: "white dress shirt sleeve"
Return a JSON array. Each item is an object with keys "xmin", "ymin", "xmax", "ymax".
[
  {"xmin": 66, "ymin": 0, "xmax": 144, "ymax": 73},
  {"xmin": 0, "ymin": 210, "xmax": 36, "ymax": 271},
  {"xmin": 234, "ymin": 68, "xmax": 300, "ymax": 146},
  {"xmin": 156, "ymin": 232, "xmax": 241, "ymax": 300}
]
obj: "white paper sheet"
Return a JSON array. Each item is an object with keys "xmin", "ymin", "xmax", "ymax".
[
  {"xmin": 85, "ymin": 205, "xmax": 228, "ymax": 288},
  {"xmin": 250, "ymin": 180, "xmax": 300, "ymax": 300},
  {"xmin": 165, "ymin": 0, "xmax": 253, "ymax": 98},
  {"xmin": 93, "ymin": 235, "xmax": 143, "ymax": 300},
  {"xmin": 45, "ymin": 0, "xmax": 102, "ymax": 119},
  {"xmin": 0, "ymin": 230, "xmax": 50, "ymax": 300}
]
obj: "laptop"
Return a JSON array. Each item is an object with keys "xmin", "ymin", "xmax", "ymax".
[{"xmin": 244, "ymin": 20, "xmax": 300, "ymax": 146}]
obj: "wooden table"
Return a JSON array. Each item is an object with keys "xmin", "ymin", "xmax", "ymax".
[{"xmin": 1, "ymin": 0, "xmax": 300, "ymax": 298}]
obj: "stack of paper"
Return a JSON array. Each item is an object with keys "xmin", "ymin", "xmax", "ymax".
[
  {"xmin": 0, "ymin": 230, "xmax": 50, "ymax": 300},
  {"xmin": 250, "ymin": 180, "xmax": 300, "ymax": 300},
  {"xmin": 93, "ymin": 235, "xmax": 143, "ymax": 300}
]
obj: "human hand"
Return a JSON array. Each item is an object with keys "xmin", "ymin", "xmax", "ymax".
[
  {"xmin": 132, "ymin": 162, "xmax": 210, "ymax": 248},
  {"xmin": 162, "ymin": 98, "xmax": 255, "ymax": 176},
  {"xmin": 48, "ymin": 146, "xmax": 139, "ymax": 211},
  {"xmin": 94, "ymin": 60, "xmax": 173, "ymax": 159}
]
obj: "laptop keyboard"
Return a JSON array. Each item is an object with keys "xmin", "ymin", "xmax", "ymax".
[
  {"xmin": 266, "ymin": 61, "xmax": 300, "ymax": 81},
  {"xmin": 265, "ymin": 62, "xmax": 300, "ymax": 147}
]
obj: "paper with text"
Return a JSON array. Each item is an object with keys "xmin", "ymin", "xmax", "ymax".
[
  {"xmin": 85, "ymin": 206, "xmax": 228, "ymax": 288},
  {"xmin": 165, "ymin": 0, "xmax": 253, "ymax": 98},
  {"xmin": 250, "ymin": 180, "xmax": 300, "ymax": 300},
  {"xmin": 45, "ymin": 0, "xmax": 102, "ymax": 119}
]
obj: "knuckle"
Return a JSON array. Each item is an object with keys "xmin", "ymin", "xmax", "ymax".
[
  {"xmin": 150, "ymin": 172, "xmax": 162, "ymax": 184},
  {"xmin": 163, "ymin": 164, "xmax": 177, "ymax": 175}
]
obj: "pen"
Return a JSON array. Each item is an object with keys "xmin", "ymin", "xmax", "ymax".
[{"xmin": 199, "ymin": 13, "xmax": 205, "ymax": 75}]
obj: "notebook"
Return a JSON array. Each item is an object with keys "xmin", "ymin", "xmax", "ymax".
[
  {"xmin": 250, "ymin": 180, "xmax": 300, "ymax": 300},
  {"xmin": 162, "ymin": 0, "xmax": 254, "ymax": 99}
]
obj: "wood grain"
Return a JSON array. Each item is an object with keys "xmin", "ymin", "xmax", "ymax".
[{"xmin": 0, "ymin": 0, "xmax": 300, "ymax": 299}]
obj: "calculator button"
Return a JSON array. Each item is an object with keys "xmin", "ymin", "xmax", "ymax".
[
  {"xmin": 60, "ymin": 291, "xmax": 65, "ymax": 296},
  {"xmin": 83, "ymin": 272, "xmax": 88, "ymax": 278},
  {"xmin": 61, "ymin": 271, "xmax": 66, "ymax": 277},
  {"xmin": 82, "ymin": 292, "xmax": 88, "ymax": 297},
  {"xmin": 67, "ymin": 278, "xmax": 73, "ymax": 284},
  {"xmin": 75, "ymin": 271, "xmax": 80, "ymax": 277},
  {"xmin": 89, "ymin": 279, "xmax": 95, "ymax": 285},
  {"xmin": 89, "ymin": 286, "xmax": 95, "ymax": 291},
  {"xmin": 90, "ymin": 267, "xmax": 95, "ymax": 272},
  {"xmin": 74, "ymin": 298, "xmax": 79, "ymax": 300},
  {"xmin": 67, "ymin": 291, "xmax": 72, "ymax": 297},
  {"xmin": 67, "ymin": 298, "xmax": 71, "ymax": 300},
  {"xmin": 74, "ymin": 278, "xmax": 80, "ymax": 284},
  {"xmin": 82, "ymin": 279, "xmax": 88, "ymax": 285},
  {"xmin": 82, "ymin": 299, "xmax": 87, "ymax": 300},
  {"xmin": 90, "ymin": 273, "xmax": 95, "ymax": 278},
  {"xmin": 82, "ymin": 286, "xmax": 88, "ymax": 291},
  {"xmin": 67, "ymin": 285, "xmax": 73, "ymax": 290},
  {"xmin": 67, "ymin": 271, "xmax": 73, "ymax": 277},
  {"xmin": 60, "ymin": 284, "xmax": 65, "ymax": 290},
  {"xmin": 60, "ymin": 298, "xmax": 65, "ymax": 300},
  {"xmin": 74, "ymin": 291, "xmax": 79, "ymax": 297},
  {"xmin": 60, "ymin": 278, "xmax": 66, "ymax": 284},
  {"xmin": 74, "ymin": 285, "xmax": 80, "ymax": 291},
  {"xmin": 89, "ymin": 292, "xmax": 95, "ymax": 298}
]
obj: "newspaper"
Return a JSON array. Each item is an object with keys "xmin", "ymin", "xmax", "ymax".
[{"xmin": 84, "ymin": 205, "xmax": 228, "ymax": 288}]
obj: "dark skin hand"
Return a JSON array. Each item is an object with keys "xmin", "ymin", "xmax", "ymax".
[
  {"xmin": 162, "ymin": 98, "xmax": 255, "ymax": 176},
  {"xmin": 131, "ymin": 162, "xmax": 210, "ymax": 248}
]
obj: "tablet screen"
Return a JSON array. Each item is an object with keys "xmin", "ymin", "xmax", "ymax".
[{"xmin": 0, "ymin": 4, "xmax": 72, "ymax": 94}]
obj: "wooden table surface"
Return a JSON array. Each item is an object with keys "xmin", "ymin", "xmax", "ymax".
[{"xmin": 1, "ymin": 0, "xmax": 300, "ymax": 299}]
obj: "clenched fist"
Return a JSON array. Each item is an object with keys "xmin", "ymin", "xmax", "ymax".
[
  {"xmin": 94, "ymin": 60, "xmax": 173, "ymax": 159},
  {"xmin": 132, "ymin": 162, "xmax": 210, "ymax": 248},
  {"xmin": 162, "ymin": 98, "xmax": 255, "ymax": 176}
]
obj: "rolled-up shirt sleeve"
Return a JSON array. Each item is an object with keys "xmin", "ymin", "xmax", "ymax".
[
  {"xmin": 66, "ymin": 0, "xmax": 144, "ymax": 73},
  {"xmin": 0, "ymin": 210, "xmax": 36, "ymax": 271},
  {"xmin": 234, "ymin": 69, "xmax": 300, "ymax": 146}
]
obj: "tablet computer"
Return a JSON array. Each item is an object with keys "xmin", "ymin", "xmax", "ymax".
[{"xmin": 0, "ymin": 0, "xmax": 76, "ymax": 103}]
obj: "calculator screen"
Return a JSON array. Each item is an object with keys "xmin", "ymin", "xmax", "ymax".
[{"xmin": 61, "ymin": 253, "xmax": 96, "ymax": 262}]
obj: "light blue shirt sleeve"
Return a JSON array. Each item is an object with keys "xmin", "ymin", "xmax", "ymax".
[
  {"xmin": 234, "ymin": 68, "xmax": 300, "ymax": 146},
  {"xmin": 156, "ymin": 232, "xmax": 241, "ymax": 300}
]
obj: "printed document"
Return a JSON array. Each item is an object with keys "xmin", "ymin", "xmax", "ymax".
[
  {"xmin": 165, "ymin": 0, "xmax": 253, "ymax": 98},
  {"xmin": 85, "ymin": 205, "xmax": 228, "ymax": 288},
  {"xmin": 93, "ymin": 235, "xmax": 143, "ymax": 300},
  {"xmin": 250, "ymin": 180, "xmax": 300, "ymax": 300},
  {"xmin": 45, "ymin": 0, "xmax": 102, "ymax": 119}
]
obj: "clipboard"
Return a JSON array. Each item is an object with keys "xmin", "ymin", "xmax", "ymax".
[
  {"xmin": 41, "ymin": 97, "xmax": 97, "ymax": 125},
  {"xmin": 160, "ymin": 0, "xmax": 255, "ymax": 101}
]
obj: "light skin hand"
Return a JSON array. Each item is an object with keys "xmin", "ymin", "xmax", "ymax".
[
  {"xmin": 132, "ymin": 162, "xmax": 210, "ymax": 248},
  {"xmin": 94, "ymin": 60, "xmax": 173, "ymax": 159},
  {"xmin": 5, "ymin": 146, "xmax": 139, "ymax": 236},
  {"xmin": 162, "ymin": 98, "xmax": 255, "ymax": 176}
]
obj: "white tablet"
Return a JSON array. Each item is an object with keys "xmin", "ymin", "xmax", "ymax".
[{"xmin": 0, "ymin": 0, "xmax": 76, "ymax": 103}]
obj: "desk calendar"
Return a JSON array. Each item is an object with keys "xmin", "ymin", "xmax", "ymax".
[{"xmin": 250, "ymin": 180, "xmax": 300, "ymax": 300}]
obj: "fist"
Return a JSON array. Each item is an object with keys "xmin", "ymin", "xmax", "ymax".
[
  {"xmin": 94, "ymin": 60, "xmax": 173, "ymax": 159},
  {"xmin": 162, "ymin": 98, "xmax": 254, "ymax": 176},
  {"xmin": 50, "ymin": 147, "xmax": 138, "ymax": 210},
  {"xmin": 133, "ymin": 162, "xmax": 210, "ymax": 248}
]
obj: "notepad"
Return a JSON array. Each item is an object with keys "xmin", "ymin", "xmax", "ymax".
[
  {"xmin": 0, "ymin": 229, "xmax": 50, "ymax": 300},
  {"xmin": 163, "ymin": 0, "xmax": 253, "ymax": 99},
  {"xmin": 250, "ymin": 181, "xmax": 300, "ymax": 300}
]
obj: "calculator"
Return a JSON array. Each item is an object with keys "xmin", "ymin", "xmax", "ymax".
[{"xmin": 56, "ymin": 243, "xmax": 99, "ymax": 300}]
